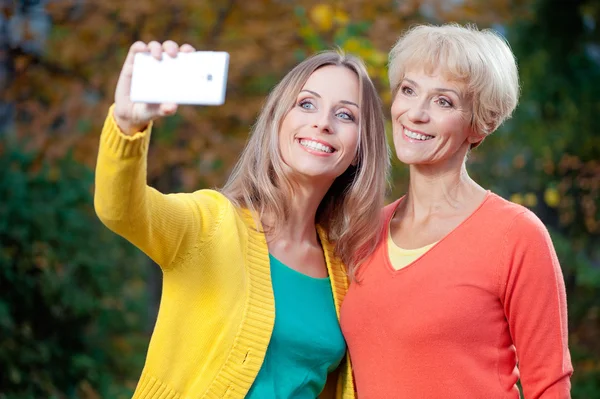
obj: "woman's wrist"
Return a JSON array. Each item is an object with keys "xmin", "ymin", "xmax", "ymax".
[{"xmin": 114, "ymin": 113, "xmax": 147, "ymax": 136}]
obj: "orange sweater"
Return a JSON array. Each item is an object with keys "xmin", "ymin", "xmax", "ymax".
[{"xmin": 341, "ymin": 193, "xmax": 573, "ymax": 398}]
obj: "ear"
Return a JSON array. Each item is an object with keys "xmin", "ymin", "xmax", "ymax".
[{"xmin": 467, "ymin": 131, "xmax": 486, "ymax": 149}]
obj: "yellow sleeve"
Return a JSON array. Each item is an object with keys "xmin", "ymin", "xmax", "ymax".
[{"xmin": 93, "ymin": 106, "xmax": 227, "ymax": 269}]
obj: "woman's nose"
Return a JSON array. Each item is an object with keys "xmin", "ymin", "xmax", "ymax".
[
  {"xmin": 312, "ymin": 112, "xmax": 332, "ymax": 134},
  {"xmin": 407, "ymin": 101, "xmax": 430, "ymax": 123}
]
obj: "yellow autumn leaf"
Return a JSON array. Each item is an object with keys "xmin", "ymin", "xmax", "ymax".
[
  {"xmin": 299, "ymin": 25, "xmax": 313, "ymax": 39},
  {"xmin": 343, "ymin": 38, "xmax": 363, "ymax": 54},
  {"xmin": 544, "ymin": 187, "xmax": 560, "ymax": 208},
  {"xmin": 334, "ymin": 9, "xmax": 350, "ymax": 26},
  {"xmin": 310, "ymin": 4, "xmax": 333, "ymax": 32},
  {"xmin": 510, "ymin": 193, "xmax": 524, "ymax": 205},
  {"xmin": 369, "ymin": 50, "xmax": 388, "ymax": 67}
]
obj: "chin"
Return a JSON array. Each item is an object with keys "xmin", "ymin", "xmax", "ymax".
[
  {"xmin": 394, "ymin": 150, "xmax": 419, "ymax": 165},
  {"xmin": 299, "ymin": 169, "xmax": 338, "ymax": 179},
  {"xmin": 288, "ymin": 166, "xmax": 338, "ymax": 182}
]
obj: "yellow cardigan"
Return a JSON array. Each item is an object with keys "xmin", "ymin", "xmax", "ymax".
[{"xmin": 94, "ymin": 109, "xmax": 355, "ymax": 399}]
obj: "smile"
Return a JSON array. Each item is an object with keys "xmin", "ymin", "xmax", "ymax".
[
  {"xmin": 299, "ymin": 139, "xmax": 335, "ymax": 153},
  {"xmin": 404, "ymin": 127, "xmax": 434, "ymax": 141}
]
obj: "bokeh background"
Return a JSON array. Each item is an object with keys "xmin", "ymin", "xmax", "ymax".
[{"xmin": 1, "ymin": 0, "xmax": 599, "ymax": 397}]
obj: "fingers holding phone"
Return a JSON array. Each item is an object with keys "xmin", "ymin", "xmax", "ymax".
[
  {"xmin": 130, "ymin": 50, "xmax": 230, "ymax": 106},
  {"xmin": 113, "ymin": 41, "xmax": 198, "ymax": 135}
]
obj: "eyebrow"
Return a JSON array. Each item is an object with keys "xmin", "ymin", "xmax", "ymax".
[
  {"xmin": 403, "ymin": 78, "xmax": 462, "ymax": 98},
  {"xmin": 301, "ymin": 89, "xmax": 359, "ymax": 109}
]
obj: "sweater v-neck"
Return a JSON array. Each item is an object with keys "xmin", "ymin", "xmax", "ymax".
[{"xmin": 382, "ymin": 191, "xmax": 493, "ymax": 275}]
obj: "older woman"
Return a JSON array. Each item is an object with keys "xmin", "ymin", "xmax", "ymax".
[{"xmin": 341, "ymin": 24, "xmax": 573, "ymax": 398}]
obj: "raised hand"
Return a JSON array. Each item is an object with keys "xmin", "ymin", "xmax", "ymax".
[{"xmin": 113, "ymin": 40, "xmax": 196, "ymax": 135}]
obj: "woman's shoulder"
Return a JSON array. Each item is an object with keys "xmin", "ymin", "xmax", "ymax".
[
  {"xmin": 189, "ymin": 188, "xmax": 227, "ymax": 201},
  {"xmin": 171, "ymin": 188, "xmax": 238, "ymax": 226},
  {"xmin": 485, "ymin": 192, "xmax": 540, "ymax": 218},
  {"xmin": 186, "ymin": 189, "xmax": 237, "ymax": 210},
  {"xmin": 483, "ymin": 192, "xmax": 549, "ymax": 236}
]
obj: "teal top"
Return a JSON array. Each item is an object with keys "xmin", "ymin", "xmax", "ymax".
[{"xmin": 246, "ymin": 254, "xmax": 346, "ymax": 398}]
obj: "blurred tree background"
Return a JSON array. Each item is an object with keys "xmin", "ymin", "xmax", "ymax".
[{"xmin": 0, "ymin": 0, "xmax": 598, "ymax": 397}]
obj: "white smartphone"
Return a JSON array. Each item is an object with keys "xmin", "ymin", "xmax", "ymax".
[{"xmin": 130, "ymin": 51, "xmax": 229, "ymax": 105}]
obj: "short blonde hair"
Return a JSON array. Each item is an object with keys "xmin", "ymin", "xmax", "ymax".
[
  {"xmin": 388, "ymin": 23, "xmax": 520, "ymax": 137},
  {"xmin": 222, "ymin": 50, "xmax": 390, "ymax": 274}
]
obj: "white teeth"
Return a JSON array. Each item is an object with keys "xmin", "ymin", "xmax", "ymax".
[
  {"xmin": 404, "ymin": 128, "xmax": 433, "ymax": 141},
  {"xmin": 299, "ymin": 139, "xmax": 334, "ymax": 153}
]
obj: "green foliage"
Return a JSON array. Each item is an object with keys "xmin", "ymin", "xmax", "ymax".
[{"xmin": 0, "ymin": 138, "xmax": 149, "ymax": 398}]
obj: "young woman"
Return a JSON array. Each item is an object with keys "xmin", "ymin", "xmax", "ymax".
[
  {"xmin": 341, "ymin": 24, "xmax": 573, "ymax": 398},
  {"xmin": 94, "ymin": 41, "xmax": 388, "ymax": 399}
]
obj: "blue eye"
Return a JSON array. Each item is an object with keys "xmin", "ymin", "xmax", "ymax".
[
  {"xmin": 337, "ymin": 111, "xmax": 355, "ymax": 122},
  {"xmin": 299, "ymin": 100, "xmax": 315, "ymax": 110}
]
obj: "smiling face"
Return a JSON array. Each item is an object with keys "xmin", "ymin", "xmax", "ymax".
[
  {"xmin": 391, "ymin": 67, "xmax": 484, "ymax": 172},
  {"xmin": 278, "ymin": 65, "xmax": 360, "ymax": 184}
]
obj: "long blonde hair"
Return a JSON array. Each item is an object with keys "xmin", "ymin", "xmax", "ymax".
[{"xmin": 221, "ymin": 50, "xmax": 389, "ymax": 275}]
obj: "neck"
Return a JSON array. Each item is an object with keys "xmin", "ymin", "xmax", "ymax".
[
  {"xmin": 404, "ymin": 160, "xmax": 483, "ymax": 217},
  {"xmin": 263, "ymin": 179, "xmax": 331, "ymax": 243}
]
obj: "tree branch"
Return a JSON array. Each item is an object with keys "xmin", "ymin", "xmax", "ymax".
[{"xmin": 206, "ymin": 0, "xmax": 236, "ymax": 47}]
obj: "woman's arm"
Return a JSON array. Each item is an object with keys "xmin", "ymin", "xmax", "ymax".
[
  {"xmin": 501, "ymin": 210, "xmax": 573, "ymax": 398},
  {"xmin": 94, "ymin": 41, "xmax": 225, "ymax": 269},
  {"xmin": 94, "ymin": 110, "xmax": 224, "ymax": 269}
]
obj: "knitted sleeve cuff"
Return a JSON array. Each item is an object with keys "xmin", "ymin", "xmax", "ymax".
[{"xmin": 100, "ymin": 104, "xmax": 153, "ymax": 159}]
